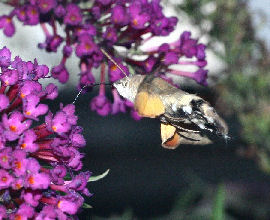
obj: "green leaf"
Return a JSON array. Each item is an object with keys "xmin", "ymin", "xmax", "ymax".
[
  {"xmin": 88, "ymin": 169, "xmax": 110, "ymax": 182},
  {"xmin": 212, "ymin": 183, "xmax": 226, "ymax": 220},
  {"xmin": 82, "ymin": 203, "xmax": 93, "ymax": 209}
]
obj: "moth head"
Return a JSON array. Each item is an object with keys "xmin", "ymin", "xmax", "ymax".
[{"xmin": 113, "ymin": 75, "xmax": 145, "ymax": 103}]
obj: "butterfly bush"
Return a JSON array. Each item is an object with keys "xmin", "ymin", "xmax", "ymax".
[
  {"xmin": 0, "ymin": 46, "xmax": 91, "ymax": 219},
  {"xmin": 0, "ymin": 0, "xmax": 208, "ymax": 118}
]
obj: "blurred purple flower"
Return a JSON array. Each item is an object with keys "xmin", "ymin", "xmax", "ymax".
[
  {"xmin": 64, "ymin": 4, "xmax": 82, "ymax": 26},
  {"xmin": 90, "ymin": 94, "xmax": 111, "ymax": 116},
  {"xmin": 37, "ymin": 0, "xmax": 56, "ymax": 14},
  {"xmin": 51, "ymin": 63, "xmax": 69, "ymax": 83},
  {"xmin": 0, "ymin": 15, "xmax": 15, "ymax": 37}
]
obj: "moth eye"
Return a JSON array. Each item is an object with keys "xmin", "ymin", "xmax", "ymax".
[{"xmin": 123, "ymin": 81, "xmax": 128, "ymax": 87}]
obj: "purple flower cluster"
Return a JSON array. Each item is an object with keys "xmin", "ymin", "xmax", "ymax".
[
  {"xmin": 0, "ymin": 47, "xmax": 90, "ymax": 219},
  {"xmin": 0, "ymin": 0, "xmax": 208, "ymax": 118}
]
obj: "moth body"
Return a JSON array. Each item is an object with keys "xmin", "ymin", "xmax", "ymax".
[{"xmin": 113, "ymin": 75, "xmax": 228, "ymax": 149}]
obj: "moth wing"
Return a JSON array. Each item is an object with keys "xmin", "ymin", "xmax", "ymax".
[
  {"xmin": 135, "ymin": 91, "xmax": 165, "ymax": 118},
  {"xmin": 160, "ymin": 123, "xmax": 212, "ymax": 149},
  {"xmin": 160, "ymin": 123, "xmax": 181, "ymax": 149}
]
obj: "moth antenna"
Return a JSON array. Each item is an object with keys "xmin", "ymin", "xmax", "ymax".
[
  {"xmin": 72, "ymin": 85, "xmax": 87, "ymax": 105},
  {"xmin": 100, "ymin": 48, "xmax": 129, "ymax": 78},
  {"xmin": 72, "ymin": 82, "xmax": 112, "ymax": 104}
]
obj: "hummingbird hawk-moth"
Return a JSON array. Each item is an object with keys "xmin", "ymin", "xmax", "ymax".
[
  {"xmin": 113, "ymin": 74, "xmax": 228, "ymax": 149},
  {"xmin": 99, "ymin": 48, "xmax": 228, "ymax": 149}
]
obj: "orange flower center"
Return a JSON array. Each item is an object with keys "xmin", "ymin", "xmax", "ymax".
[
  {"xmin": 110, "ymin": 65, "xmax": 118, "ymax": 71},
  {"xmin": 15, "ymin": 161, "xmax": 21, "ymax": 169},
  {"xmin": 57, "ymin": 200, "xmax": 62, "ymax": 208},
  {"xmin": 42, "ymin": 3, "xmax": 48, "ymax": 9},
  {"xmin": 9, "ymin": 125, "xmax": 17, "ymax": 132},
  {"xmin": 31, "ymin": 9, "xmax": 37, "ymax": 15},
  {"xmin": 6, "ymin": 17, "xmax": 12, "ymax": 23},
  {"xmin": 28, "ymin": 176, "xmax": 35, "ymax": 185},
  {"xmin": 15, "ymin": 183, "xmax": 22, "ymax": 189},
  {"xmin": 21, "ymin": 143, "xmax": 27, "ymax": 149},
  {"xmin": 20, "ymin": 93, "xmax": 26, "ymax": 98},
  {"xmin": 85, "ymin": 43, "xmax": 92, "ymax": 50},
  {"xmin": 15, "ymin": 215, "xmax": 22, "ymax": 220},
  {"xmin": 133, "ymin": 19, "xmax": 138, "ymax": 26},
  {"xmin": 1, "ymin": 155, "xmax": 7, "ymax": 162},
  {"xmin": 1, "ymin": 176, "xmax": 7, "ymax": 182},
  {"xmin": 70, "ymin": 15, "xmax": 77, "ymax": 21}
]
